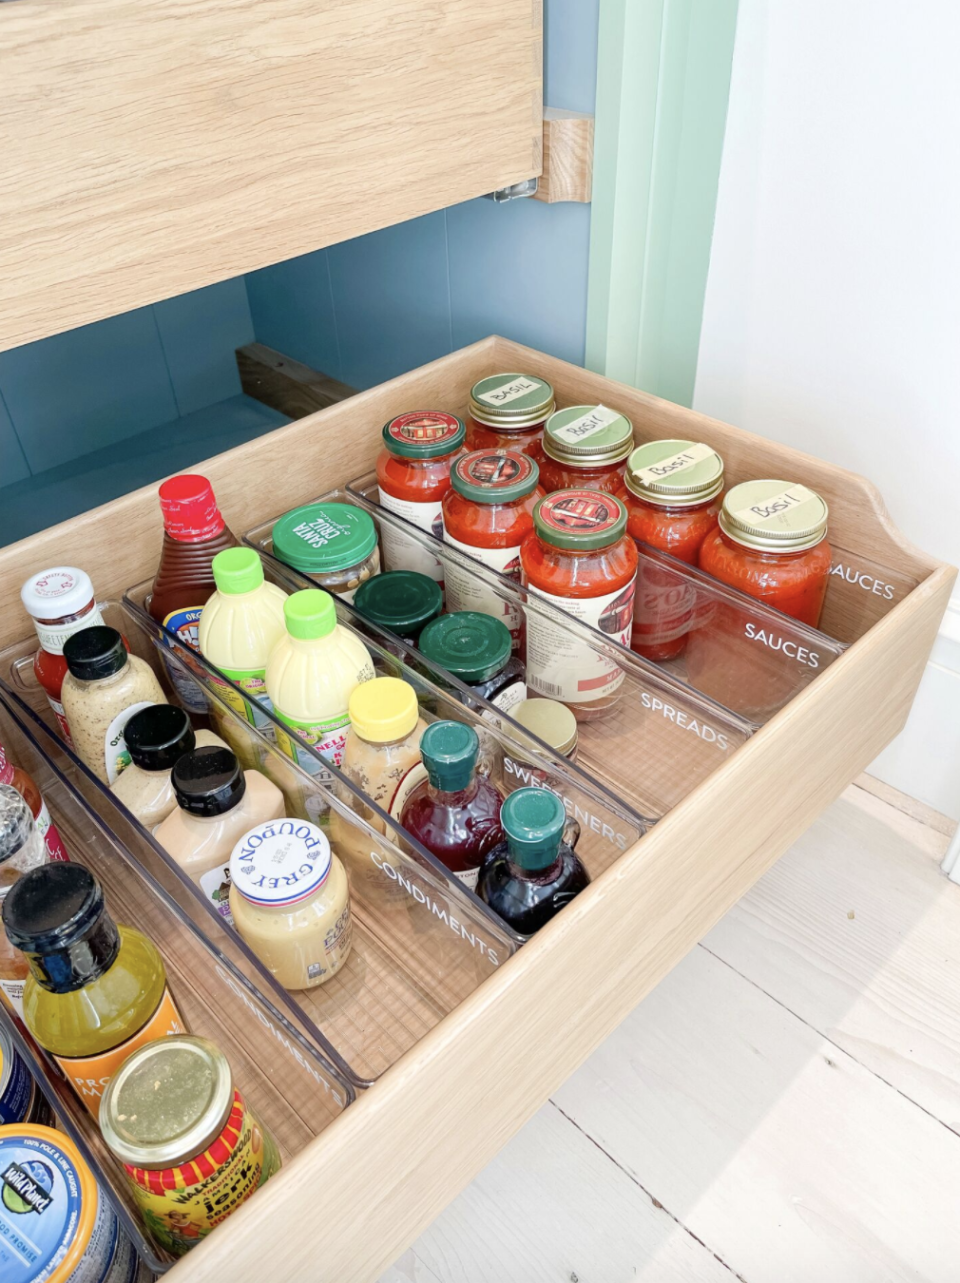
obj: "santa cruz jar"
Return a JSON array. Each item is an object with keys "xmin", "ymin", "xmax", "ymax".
[
  {"xmin": 698, "ymin": 480, "xmax": 831, "ymax": 627},
  {"xmin": 539, "ymin": 404, "xmax": 633, "ymax": 497},
  {"xmin": 465, "ymin": 373, "xmax": 555, "ymax": 458},
  {"xmin": 376, "ymin": 411, "xmax": 466, "ymax": 582},
  {"xmin": 442, "ymin": 449, "xmax": 542, "ymax": 647},
  {"xmin": 623, "ymin": 439, "xmax": 724, "ymax": 661},
  {"xmin": 520, "ymin": 490, "xmax": 638, "ymax": 720}
]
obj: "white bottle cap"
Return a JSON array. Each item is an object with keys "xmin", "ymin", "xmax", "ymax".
[
  {"xmin": 230, "ymin": 819, "xmax": 332, "ymax": 908},
  {"xmin": 21, "ymin": 568, "xmax": 95, "ymax": 621}
]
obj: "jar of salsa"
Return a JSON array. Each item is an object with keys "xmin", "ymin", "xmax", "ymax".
[
  {"xmin": 520, "ymin": 490, "xmax": 638, "ymax": 720},
  {"xmin": 271, "ymin": 502, "xmax": 380, "ymax": 601},
  {"xmin": 376, "ymin": 411, "xmax": 466, "ymax": 582},
  {"xmin": 442, "ymin": 449, "xmax": 542, "ymax": 647},
  {"xmin": 539, "ymin": 404, "xmax": 633, "ymax": 496},
  {"xmin": 21, "ymin": 568, "xmax": 105, "ymax": 744},
  {"xmin": 623, "ymin": 440, "xmax": 724, "ymax": 662},
  {"xmin": 698, "ymin": 480, "xmax": 831, "ymax": 626},
  {"xmin": 465, "ymin": 373, "xmax": 555, "ymax": 458}
]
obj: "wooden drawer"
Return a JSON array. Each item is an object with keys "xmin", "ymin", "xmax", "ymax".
[{"xmin": 0, "ymin": 336, "xmax": 952, "ymax": 1281}]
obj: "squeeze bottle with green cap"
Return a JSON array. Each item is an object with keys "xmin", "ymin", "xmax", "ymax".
[
  {"xmin": 399, "ymin": 721, "xmax": 504, "ymax": 890},
  {"xmin": 266, "ymin": 589, "xmax": 375, "ymax": 772},
  {"xmin": 198, "ymin": 547, "xmax": 287, "ymax": 729},
  {"xmin": 477, "ymin": 786, "xmax": 589, "ymax": 936}
]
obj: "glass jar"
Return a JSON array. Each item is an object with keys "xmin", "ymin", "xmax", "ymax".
[
  {"xmin": 623, "ymin": 439, "xmax": 725, "ymax": 661},
  {"xmin": 21, "ymin": 567, "xmax": 105, "ymax": 745},
  {"xmin": 271, "ymin": 501, "xmax": 381, "ymax": 601},
  {"xmin": 520, "ymin": 490, "xmax": 638, "ymax": 720},
  {"xmin": 698, "ymin": 480, "xmax": 832, "ymax": 626},
  {"xmin": 419, "ymin": 612, "xmax": 526, "ymax": 715},
  {"xmin": 465, "ymin": 373, "xmax": 555, "ymax": 458},
  {"xmin": 501, "ymin": 697, "xmax": 579, "ymax": 792},
  {"xmin": 442, "ymin": 449, "xmax": 542, "ymax": 648},
  {"xmin": 539, "ymin": 404, "xmax": 634, "ymax": 496},
  {"xmin": 353, "ymin": 570, "xmax": 443, "ymax": 648},
  {"xmin": 376, "ymin": 411, "xmax": 466, "ymax": 581}
]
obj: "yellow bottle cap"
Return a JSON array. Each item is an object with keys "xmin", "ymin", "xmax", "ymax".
[{"xmin": 349, "ymin": 676, "xmax": 419, "ymax": 743}]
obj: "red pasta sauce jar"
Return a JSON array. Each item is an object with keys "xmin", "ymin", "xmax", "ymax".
[
  {"xmin": 465, "ymin": 373, "xmax": 555, "ymax": 459},
  {"xmin": 539, "ymin": 404, "xmax": 633, "ymax": 497},
  {"xmin": 520, "ymin": 490, "xmax": 638, "ymax": 721},
  {"xmin": 442, "ymin": 449, "xmax": 543, "ymax": 647},
  {"xmin": 376, "ymin": 411, "xmax": 466, "ymax": 582},
  {"xmin": 623, "ymin": 440, "xmax": 724, "ymax": 662}
]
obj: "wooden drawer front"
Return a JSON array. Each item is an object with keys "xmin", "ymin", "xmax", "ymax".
[
  {"xmin": 0, "ymin": 337, "xmax": 952, "ymax": 1281},
  {"xmin": 0, "ymin": 0, "xmax": 542, "ymax": 350}
]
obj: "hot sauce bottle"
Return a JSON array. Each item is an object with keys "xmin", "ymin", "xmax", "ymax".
[
  {"xmin": 20, "ymin": 567, "xmax": 105, "ymax": 744},
  {"xmin": 465, "ymin": 373, "xmax": 555, "ymax": 458},
  {"xmin": 399, "ymin": 721, "xmax": 504, "ymax": 891},
  {"xmin": 623, "ymin": 439, "xmax": 725, "ymax": 662},
  {"xmin": 477, "ymin": 787, "xmax": 589, "ymax": 936},
  {"xmin": 538, "ymin": 404, "xmax": 634, "ymax": 497}
]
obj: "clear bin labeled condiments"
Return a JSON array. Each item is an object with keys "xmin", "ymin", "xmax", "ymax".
[
  {"xmin": 376, "ymin": 411, "xmax": 466, "ymax": 581},
  {"xmin": 539, "ymin": 404, "xmax": 633, "ymax": 497},
  {"xmin": 353, "ymin": 570, "xmax": 443, "ymax": 647},
  {"xmin": 520, "ymin": 491, "xmax": 638, "ymax": 718},
  {"xmin": 21, "ymin": 566, "xmax": 104, "ymax": 743},
  {"xmin": 698, "ymin": 480, "xmax": 832, "ymax": 627},
  {"xmin": 465, "ymin": 373, "xmax": 555, "ymax": 457},
  {"xmin": 271, "ymin": 501, "xmax": 381, "ymax": 601}
]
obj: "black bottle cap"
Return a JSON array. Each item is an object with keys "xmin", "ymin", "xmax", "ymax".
[
  {"xmin": 124, "ymin": 705, "xmax": 195, "ymax": 772},
  {"xmin": 63, "ymin": 625, "xmax": 127, "ymax": 681},
  {"xmin": 173, "ymin": 746, "xmax": 245, "ymax": 817}
]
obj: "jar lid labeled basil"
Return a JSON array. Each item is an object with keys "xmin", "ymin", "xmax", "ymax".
[
  {"xmin": 272, "ymin": 502, "xmax": 377, "ymax": 574},
  {"xmin": 469, "ymin": 373, "xmax": 555, "ymax": 428},
  {"xmin": 451, "ymin": 449, "xmax": 540, "ymax": 504},
  {"xmin": 626, "ymin": 439, "xmax": 724, "ymax": 506},
  {"xmin": 533, "ymin": 489, "xmax": 627, "ymax": 551},
  {"xmin": 353, "ymin": 570, "xmax": 442, "ymax": 637},
  {"xmin": 382, "ymin": 411, "xmax": 465, "ymax": 458},
  {"xmin": 419, "ymin": 611, "xmax": 512, "ymax": 683},
  {"xmin": 719, "ymin": 479, "xmax": 829, "ymax": 552},
  {"xmin": 543, "ymin": 404, "xmax": 634, "ymax": 466}
]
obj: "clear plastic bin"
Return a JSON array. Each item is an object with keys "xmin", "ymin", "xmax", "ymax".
[
  {"xmin": 1, "ymin": 603, "xmax": 518, "ymax": 1088},
  {"xmin": 0, "ymin": 693, "xmax": 352, "ymax": 1275}
]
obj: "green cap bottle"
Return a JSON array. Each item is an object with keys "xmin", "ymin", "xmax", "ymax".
[
  {"xmin": 420, "ymin": 721, "xmax": 479, "ymax": 792},
  {"xmin": 500, "ymin": 787, "xmax": 566, "ymax": 870},
  {"xmin": 211, "ymin": 546, "xmax": 265, "ymax": 595},
  {"xmin": 283, "ymin": 588, "xmax": 337, "ymax": 640}
]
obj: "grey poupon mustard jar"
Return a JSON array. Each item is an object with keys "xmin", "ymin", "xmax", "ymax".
[
  {"xmin": 538, "ymin": 404, "xmax": 634, "ymax": 496},
  {"xmin": 465, "ymin": 372, "xmax": 556, "ymax": 456}
]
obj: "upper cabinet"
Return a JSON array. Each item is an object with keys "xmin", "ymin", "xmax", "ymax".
[{"xmin": 0, "ymin": 0, "xmax": 543, "ymax": 351}]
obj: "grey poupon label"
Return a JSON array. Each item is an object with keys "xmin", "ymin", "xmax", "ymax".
[
  {"xmin": 730, "ymin": 484, "xmax": 817, "ymax": 526},
  {"xmin": 476, "ymin": 375, "xmax": 540, "ymax": 406},
  {"xmin": 631, "ymin": 441, "xmax": 716, "ymax": 485},
  {"xmin": 553, "ymin": 404, "xmax": 622, "ymax": 444}
]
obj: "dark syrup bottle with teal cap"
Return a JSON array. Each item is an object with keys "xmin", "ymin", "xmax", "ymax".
[
  {"xmin": 477, "ymin": 787, "xmax": 589, "ymax": 936},
  {"xmin": 399, "ymin": 721, "xmax": 504, "ymax": 891}
]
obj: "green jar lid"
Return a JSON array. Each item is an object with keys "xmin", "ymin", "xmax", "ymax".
[
  {"xmin": 451, "ymin": 449, "xmax": 540, "ymax": 504},
  {"xmin": 625, "ymin": 439, "xmax": 724, "ymax": 507},
  {"xmin": 381, "ymin": 411, "xmax": 465, "ymax": 459},
  {"xmin": 501, "ymin": 787, "xmax": 566, "ymax": 871},
  {"xmin": 419, "ymin": 720, "xmax": 479, "ymax": 792},
  {"xmin": 543, "ymin": 404, "xmax": 634, "ymax": 466},
  {"xmin": 212, "ymin": 546, "xmax": 264, "ymax": 595},
  {"xmin": 272, "ymin": 502, "xmax": 377, "ymax": 574},
  {"xmin": 719, "ymin": 479, "xmax": 829, "ymax": 552},
  {"xmin": 533, "ymin": 489, "xmax": 627, "ymax": 551},
  {"xmin": 419, "ymin": 611, "xmax": 512, "ymax": 683},
  {"xmin": 353, "ymin": 571, "xmax": 442, "ymax": 636},
  {"xmin": 468, "ymin": 373, "xmax": 555, "ymax": 429},
  {"xmin": 284, "ymin": 588, "xmax": 337, "ymax": 640}
]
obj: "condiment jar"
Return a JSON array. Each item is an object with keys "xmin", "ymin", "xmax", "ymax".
[
  {"xmin": 0, "ymin": 1023, "xmax": 53, "ymax": 1126},
  {"xmin": 100, "ymin": 1035, "xmax": 281, "ymax": 1258},
  {"xmin": 501, "ymin": 697, "xmax": 579, "ymax": 793},
  {"xmin": 624, "ymin": 439, "xmax": 725, "ymax": 661},
  {"xmin": 442, "ymin": 448, "xmax": 542, "ymax": 646},
  {"xmin": 271, "ymin": 501, "xmax": 381, "ymax": 601},
  {"xmin": 375, "ymin": 411, "xmax": 466, "ymax": 581},
  {"xmin": 0, "ymin": 785, "xmax": 51, "ymax": 1015},
  {"xmin": 419, "ymin": 612, "xmax": 526, "ymax": 716},
  {"xmin": 520, "ymin": 490, "xmax": 638, "ymax": 719},
  {"xmin": 61, "ymin": 626, "xmax": 167, "ymax": 783},
  {"xmin": 340, "ymin": 677, "xmax": 427, "ymax": 817},
  {"xmin": 0, "ymin": 740, "xmax": 67, "ymax": 863},
  {"xmin": 20, "ymin": 566, "xmax": 104, "ymax": 744},
  {"xmin": 539, "ymin": 404, "xmax": 634, "ymax": 496},
  {"xmin": 465, "ymin": 373, "xmax": 555, "ymax": 458},
  {"xmin": 353, "ymin": 570, "xmax": 443, "ymax": 648},
  {"xmin": 229, "ymin": 819, "xmax": 352, "ymax": 989},
  {"xmin": 698, "ymin": 480, "xmax": 832, "ymax": 627},
  {"xmin": 110, "ymin": 704, "xmax": 227, "ymax": 829}
]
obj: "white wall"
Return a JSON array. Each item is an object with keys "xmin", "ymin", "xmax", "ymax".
[{"xmin": 694, "ymin": 0, "xmax": 960, "ymax": 818}]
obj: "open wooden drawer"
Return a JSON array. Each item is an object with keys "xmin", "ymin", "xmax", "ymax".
[{"xmin": 0, "ymin": 336, "xmax": 952, "ymax": 1281}]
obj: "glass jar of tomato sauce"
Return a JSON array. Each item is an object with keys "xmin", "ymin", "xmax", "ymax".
[
  {"xmin": 520, "ymin": 490, "xmax": 638, "ymax": 721},
  {"xmin": 442, "ymin": 449, "xmax": 542, "ymax": 648},
  {"xmin": 539, "ymin": 404, "xmax": 633, "ymax": 496},
  {"xmin": 698, "ymin": 480, "xmax": 832, "ymax": 627},
  {"xmin": 623, "ymin": 439, "xmax": 724, "ymax": 662},
  {"xmin": 376, "ymin": 411, "xmax": 466, "ymax": 582},
  {"xmin": 465, "ymin": 373, "xmax": 555, "ymax": 459}
]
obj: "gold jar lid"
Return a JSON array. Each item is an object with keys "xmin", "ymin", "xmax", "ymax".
[
  {"xmin": 100, "ymin": 1035, "xmax": 234, "ymax": 1169},
  {"xmin": 719, "ymin": 479, "xmax": 829, "ymax": 552},
  {"xmin": 468, "ymin": 373, "xmax": 555, "ymax": 429},
  {"xmin": 543, "ymin": 404, "xmax": 634, "ymax": 467},
  {"xmin": 625, "ymin": 439, "xmax": 724, "ymax": 506},
  {"xmin": 512, "ymin": 698, "xmax": 578, "ymax": 757}
]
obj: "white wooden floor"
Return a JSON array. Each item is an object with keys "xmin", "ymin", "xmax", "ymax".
[{"xmin": 380, "ymin": 779, "xmax": 960, "ymax": 1283}]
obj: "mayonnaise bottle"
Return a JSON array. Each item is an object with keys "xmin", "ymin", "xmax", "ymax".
[{"xmin": 266, "ymin": 589, "xmax": 375, "ymax": 775}]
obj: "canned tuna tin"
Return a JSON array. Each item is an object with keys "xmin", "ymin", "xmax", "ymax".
[{"xmin": 0, "ymin": 1023, "xmax": 52, "ymax": 1127}]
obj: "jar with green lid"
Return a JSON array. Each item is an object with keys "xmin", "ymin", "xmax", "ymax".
[
  {"xmin": 353, "ymin": 570, "xmax": 443, "ymax": 648},
  {"xmin": 270, "ymin": 501, "xmax": 380, "ymax": 601},
  {"xmin": 539, "ymin": 404, "xmax": 634, "ymax": 497},
  {"xmin": 466, "ymin": 373, "xmax": 555, "ymax": 458},
  {"xmin": 418, "ymin": 612, "xmax": 525, "ymax": 716}
]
